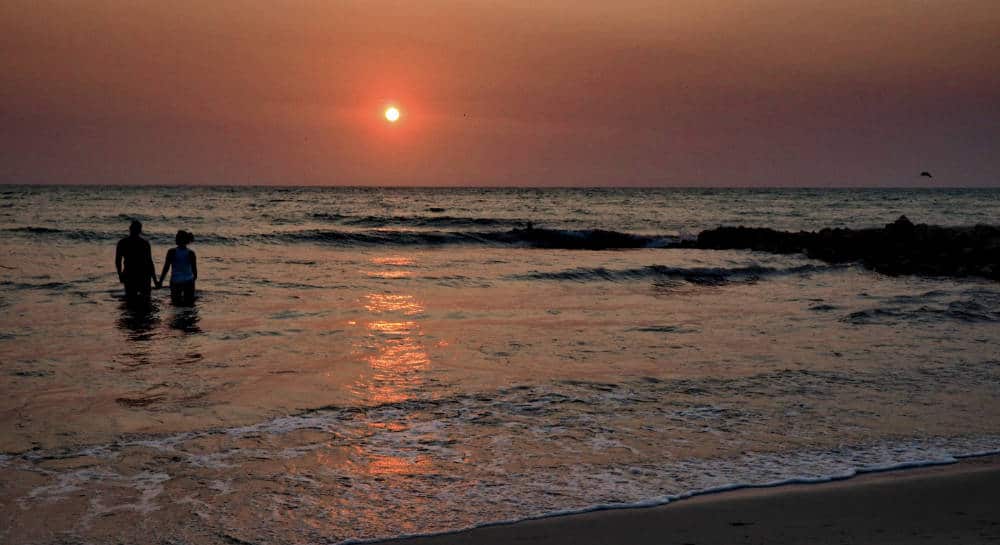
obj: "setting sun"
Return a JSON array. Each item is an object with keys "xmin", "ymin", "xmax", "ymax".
[{"xmin": 384, "ymin": 107, "xmax": 400, "ymax": 123}]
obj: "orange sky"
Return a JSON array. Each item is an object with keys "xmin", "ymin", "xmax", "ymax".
[{"xmin": 2, "ymin": 0, "xmax": 999, "ymax": 186}]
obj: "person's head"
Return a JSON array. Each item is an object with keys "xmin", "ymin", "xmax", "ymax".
[
  {"xmin": 175, "ymin": 230, "xmax": 194, "ymax": 246},
  {"xmin": 129, "ymin": 220, "xmax": 142, "ymax": 236}
]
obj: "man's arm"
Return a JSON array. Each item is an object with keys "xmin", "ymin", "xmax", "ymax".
[
  {"xmin": 147, "ymin": 242, "xmax": 158, "ymax": 285},
  {"xmin": 115, "ymin": 241, "xmax": 124, "ymax": 283},
  {"xmin": 190, "ymin": 251, "xmax": 197, "ymax": 281}
]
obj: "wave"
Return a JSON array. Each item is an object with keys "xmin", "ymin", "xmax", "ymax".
[
  {"xmin": 2, "ymin": 226, "xmax": 113, "ymax": 242},
  {"xmin": 266, "ymin": 227, "xmax": 678, "ymax": 250},
  {"xmin": 1, "ymin": 226, "xmax": 237, "ymax": 245},
  {"xmin": 311, "ymin": 212, "xmax": 527, "ymax": 229},
  {"xmin": 6, "ymin": 380, "xmax": 999, "ymax": 545},
  {"xmin": 336, "ymin": 446, "xmax": 1000, "ymax": 545},
  {"xmin": 513, "ymin": 264, "xmax": 831, "ymax": 284},
  {"xmin": 3, "ymin": 224, "xmax": 672, "ymax": 249},
  {"xmin": 265, "ymin": 229, "xmax": 484, "ymax": 247},
  {"xmin": 0, "ymin": 279, "xmax": 77, "ymax": 291},
  {"xmin": 108, "ymin": 213, "xmax": 205, "ymax": 223},
  {"xmin": 845, "ymin": 299, "xmax": 1000, "ymax": 325}
]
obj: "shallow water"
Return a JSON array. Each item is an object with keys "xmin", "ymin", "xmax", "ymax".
[{"xmin": 1, "ymin": 187, "xmax": 999, "ymax": 544}]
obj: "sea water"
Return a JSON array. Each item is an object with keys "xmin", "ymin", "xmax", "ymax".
[{"xmin": 1, "ymin": 186, "xmax": 998, "ymax": 544}]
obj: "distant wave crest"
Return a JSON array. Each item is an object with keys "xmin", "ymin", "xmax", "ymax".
[
  {"xmin": 844, "ymin": 289, "xmax": 1000, "ymax": 325},
  {"xmin": 268, "ymin": 227, "xmax": 678, "ymax": 250},
  {"xmin": 2, "ymin": 226, "xmax": 236, "ymax": 244},
  {"xmin": 512, "ymin": 264, "xmax": 831, "ymax": 284},
  {"xmin": 3, "ymin": 224, "xmax": 674, "ymax": 250},
  {"xmin": 311, "ymin": 213, "xmax": 526, "ymax": 229}
]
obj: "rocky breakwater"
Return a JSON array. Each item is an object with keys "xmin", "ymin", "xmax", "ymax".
[{"xmin": 688, "ymin": 216, "xmax": 1000, "ymax": 280}]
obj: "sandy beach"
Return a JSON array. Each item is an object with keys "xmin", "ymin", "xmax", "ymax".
[{"xmin": 382, "ymin": 455, "xmax": 1000, "ymax": 545}]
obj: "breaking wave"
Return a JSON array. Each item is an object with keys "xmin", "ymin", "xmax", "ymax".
[
  {"xmin": 2, "ymin": 226, "xmax": 238, "ymax": 245},
  {"xmin": 5, "ymin": 225, "xmax": 674, "ymax": 249},
  {"xmin": 266, "ymin": 227, "xmax": 677, "ymax": 250},
  {"xmin": 513, "ymin": 264, "xmax": 833, "ymax": 284},
  {"xmin": 311, "ymin": 212, "xmax": 527, "ymax": 229},
  {"xmin": 844, "ymin": 289, "xmax": 1000, "ymax": 325}
]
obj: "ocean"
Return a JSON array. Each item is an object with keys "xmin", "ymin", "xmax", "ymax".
[{"xmin": 1, "ymin": 186, "xmax": 999, "ymax": 544}]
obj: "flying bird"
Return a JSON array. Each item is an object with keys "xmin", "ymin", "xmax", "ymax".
[{"xmin": 920, "ymin": 171, "xmax": 933, "ymax": 178}]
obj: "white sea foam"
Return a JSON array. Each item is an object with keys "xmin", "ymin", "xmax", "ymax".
[
  {"xmin": 335, "ymin": 443, "xmax": 1000, "ymax": 545},
  {"xmin": 7, "ymin": 394, "xmax": 999, "ymax": 544}
]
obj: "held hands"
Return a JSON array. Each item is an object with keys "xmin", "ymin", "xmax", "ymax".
[{"xmin": 154, "ymin": 280, "xmax": 164, "ymax": 289}]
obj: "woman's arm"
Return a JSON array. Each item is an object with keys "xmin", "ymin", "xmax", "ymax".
[{"xmin": 158, "ymin": 249, "xmax": 173, "ymax": 287}]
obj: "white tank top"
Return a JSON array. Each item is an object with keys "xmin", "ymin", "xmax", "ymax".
[{"xmin": 171, "ymin": 247, "xmax": 195, "ymax": 283}]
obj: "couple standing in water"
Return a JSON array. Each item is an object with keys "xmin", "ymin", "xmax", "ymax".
[{"xmin": 115, "ymin": 220, "xmax": 197, "ymax": 304}]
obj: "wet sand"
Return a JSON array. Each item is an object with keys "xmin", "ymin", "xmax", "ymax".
[{"xmin": 383, "ymin": 455, "xmax": 1000, "ymax": 545}]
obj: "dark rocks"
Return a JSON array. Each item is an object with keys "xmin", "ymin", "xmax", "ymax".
[{"xmin": 686, "ymin": 216, "xmax": 1000, "ymax": 281}]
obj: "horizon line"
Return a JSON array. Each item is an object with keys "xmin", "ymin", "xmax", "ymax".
[{"xmin": 2, "ymin": 183, "xmax": 999, "ymax": 190}]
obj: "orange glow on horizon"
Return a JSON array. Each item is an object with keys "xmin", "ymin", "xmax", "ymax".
[{"xmin": 8, "ymin": 2, "xmax": 995, "ymax": 185}]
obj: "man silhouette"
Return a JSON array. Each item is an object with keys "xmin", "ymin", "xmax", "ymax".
[{"xmin": 115, "ymin": 220, "xmax": 157, "ymax": 300}]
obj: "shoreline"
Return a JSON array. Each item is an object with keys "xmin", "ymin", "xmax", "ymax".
[{"xmin": 374, "ymin": 454, "xmax": 1000, "ymax": 545}]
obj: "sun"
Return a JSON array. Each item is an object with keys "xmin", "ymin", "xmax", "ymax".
[{"xmin": 384, "ymin": 106, "xmax": 400, "ymax": 123}]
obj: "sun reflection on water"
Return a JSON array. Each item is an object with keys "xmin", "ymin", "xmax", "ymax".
[
  {"xmin": 365, "ymin": 336, "xmax": 429, "ymax": 371},
  {"xmin": 364, "ymin": 269, "xmax": 414, "ymax": 279},
  {"xmin": 365, "ymin": 256, "xmax": 418, "ymax": 279},
  {"xmin": 370, "ymin": 256, "xmax": 415, "ymax": 266},
  {"xmin": 366, "ymin": 320, "xmax": 418, "ymax": 335},
  {"xmin": 352, "ymin": 261, "xmax": 432, "ymax": 405},
  {"xmin": 356, "ymin": 318, "xmax": 430, "ymax": 405},
  {"xmin": 364, "ymin": 294, "xmax": 424, "ymax": 315},
  {"xmin": 341, "ymin": 256, "xmax": 441, "ymax": 486},
  {"xmin": 363, "ymin": 452, "xmax": 432, "ymax": 477}
]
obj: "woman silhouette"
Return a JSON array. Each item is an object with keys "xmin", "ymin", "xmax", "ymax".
[{"xmin": 158, "ymin": 230, "xmax": 198, "ymax": 304}]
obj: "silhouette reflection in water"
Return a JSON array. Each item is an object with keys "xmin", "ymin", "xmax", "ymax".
[
  {"xmin": 169, "ymin": 305, "xmax": 201, "ymax": 334},
  {"xmin": 116, "ymin": 298, "xmax": 161, "ymax": 342},
  {"xmin": 115, "ymin": 298, "xmax": 160, "ymax": 369}
]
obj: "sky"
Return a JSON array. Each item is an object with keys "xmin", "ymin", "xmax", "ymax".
[{"xmin": 2, "ymin": 0, "xmax": 999, "ymax": 187}]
